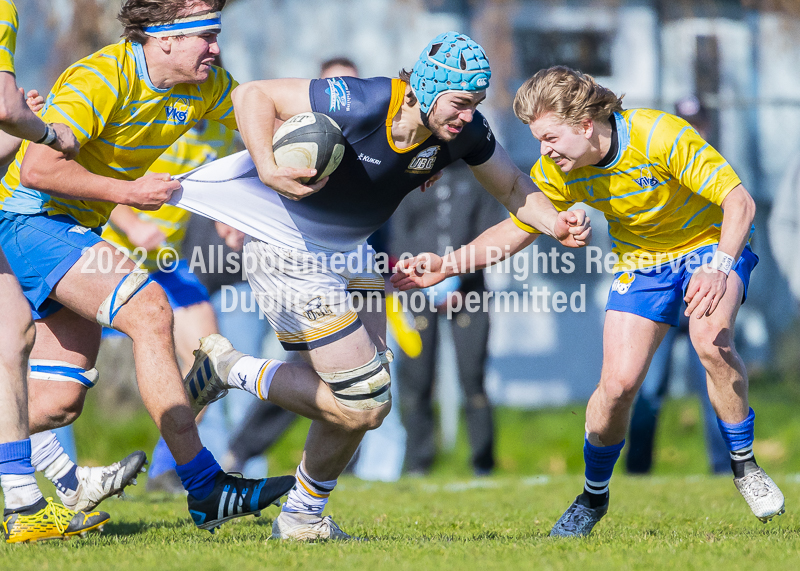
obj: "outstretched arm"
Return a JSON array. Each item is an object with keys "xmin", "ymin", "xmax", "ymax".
[
  {"xmin": 469, "ymin": 143, "xmax": 590, "ymax": 248},
  {"xmin": 231, "ymin": 79, "xmax": 327, "ymax": 200},
  {"xmin": 0, "ymin": 73, "xmax": 79, "ymax": 158},
  {"xmin": 391, "ymin": 217, "xmax": 539, "ymax": 290}
]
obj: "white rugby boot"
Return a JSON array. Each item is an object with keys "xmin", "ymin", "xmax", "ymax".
[
  {"xmin": 734, "ymin": 462, "xmax": 785, "ymax": 523},
  {"xmin": 59, "ymin": 451, "xmax": 148, "ymax": 512},
  {"xmin": 184, "ymin": 334, "xmax": 245, "ymax": 416},
  {"xmin": 271, "ymin": 510, "xmax": 355, "ymax": 541}
]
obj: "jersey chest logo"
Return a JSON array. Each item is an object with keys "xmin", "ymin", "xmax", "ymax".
[
  {"xmin": 165, "ymin": 98, "xmax": 191, "ymax": 124},
  {"xmin": 406, "ymin": 145, "xmax": 441, "ymax": 174},
  {"xmin": 633, "ymin": 167, "xmax": 659, "ymax": 188}
]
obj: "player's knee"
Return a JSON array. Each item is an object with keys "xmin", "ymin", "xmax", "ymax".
[
  {"xmin": 601, "ymin": 375, "xmax": 639, "ymax": 405},
  {"xmin": 119, "ymin": 282, "xmax": 174, "ymax": 339},
  {"xmin": 0, "ymin": 310, "xmax": 35, "ymax": 365},
  {"xmin": 318, "ymin": 350, "xmax": 392, "ymax": 431},
  {"xmin": 351, "ymin": 397, "xmax": 392, "ymax": 432},
  {"xmin": 691, "ymin": 325, "xmax": 734, "ymax": 365},
  {"xmin": 35, "ymin": 387, "xmax": 86, "ymax": 428}
]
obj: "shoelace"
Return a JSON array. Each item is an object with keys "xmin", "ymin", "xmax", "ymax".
[
  {"xmin": 560, "ymin": 504, "xmax": 592, "ymax": 533},
  {"xmin": 311, "ymin": 516, "xmax": 346, "ymax": 537},
  {"xmin": 44, "ymin": 498, "xmax": 74, "ymax": 535},
  {"xmin": 741, "ymin": 473, "xmax": 771, "ymax": 498}
]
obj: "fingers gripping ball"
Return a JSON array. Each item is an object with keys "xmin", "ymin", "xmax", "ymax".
[{"xmin": 272, "ymin": 112, "xmax": 346, "ymax": 184}]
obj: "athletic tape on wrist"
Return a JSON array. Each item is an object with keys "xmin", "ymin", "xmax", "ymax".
[{"xmin": 710, "ymin": 250, "xmax": 735, "ymax": 275}]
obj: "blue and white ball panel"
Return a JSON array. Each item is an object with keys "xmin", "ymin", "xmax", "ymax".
[
  {"xmin": 0, "ymin": 212, "xmax": 103, "ymax": 319},
  {"xmin": 150, "ymin": 259, "xmax": 210, "ymax": 309},
  {"xmin": 605, "ymin": 244, "xmax": 758, "ymax": 326}
]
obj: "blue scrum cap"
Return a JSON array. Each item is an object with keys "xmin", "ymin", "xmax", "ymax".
[{"xmin": 410, "ymin": 31, "xmax": 491, "ymax": 114}]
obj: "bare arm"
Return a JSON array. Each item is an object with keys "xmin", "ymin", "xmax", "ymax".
[
  {"xmin": 684, "ymin": 184, "xmax": 756, "ymax": 318},
  {"xmin": 231, "ymin": 78, "xmax": 326, "ymax": 200},
  {"xmin": 0, "ymin": 129, "xmax": 20, "ymax": 166},
  {"xmin": 469, "ymin": 143, "xmax": 589, "ymax": 247},
  {"xmin": 715, "ymin": 184, "xmax": 755, "ymax": 261},
  {"xmin": 21, "ymin": 144, "xmax": 180, "ymax": 211},
  {"xmin": 0, "ymin": 72, "xmax": 79, "ymax": 158},
  {"xmin": 391, "ymin": 218, "xmax": 538, "ymax": 290},
  {"xmin": 0, "ymin": 71, "xmax": 47, "ymax": 142}
]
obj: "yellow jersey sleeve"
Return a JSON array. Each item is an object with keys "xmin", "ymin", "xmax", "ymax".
[
  {"xmin": 0, "ymin": 0, "xmax": 18, "ymax": 74},
  {"xmin": 529, "ymin": 157, "xmax": 575, "ymax": 212},
  {"xmin": 656, "ymin": 113, "xmax": 741, "ymax": 206},
  {"xmin": 40, "ymin": 56, "xmax": 122, "ymax": 147}
]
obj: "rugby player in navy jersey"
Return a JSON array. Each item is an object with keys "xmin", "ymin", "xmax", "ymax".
[{"xmin": 175, "ymin": 31, "xmax": 591, "ymax": 540}]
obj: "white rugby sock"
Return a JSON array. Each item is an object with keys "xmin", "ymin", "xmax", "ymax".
[
  {"xmin": 1, "ymin": 474, "xmax": 43, "ymax": 511},
  {"xmin": 228, "ymin": 357, "xmax": 283, "ymax": 400},
  {"xmin": 283, "ymin": 463, "xmax": 337, "ymax": 516},
  {"xmin": 30, "ymin": 431, "xmax": 64, "ymax": 472}
]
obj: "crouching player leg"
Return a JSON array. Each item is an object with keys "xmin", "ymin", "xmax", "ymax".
[
  {"xmin": 1, "ymin": 248, "xmax": 109, "ymax": 543},
  {"xmin": 183, "ymin": 242, "xmax": 391, "ymax": 540}
]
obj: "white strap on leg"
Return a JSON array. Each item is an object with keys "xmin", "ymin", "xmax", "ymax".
[
  {"xmin": 317, "ymin": 350, "xmax": 391, "ymax": 411},
  {"xmin": 29, "ymin": 359, "xmax": 99, "ymax": 388},
  {"xmin": 96, "ymin": 268, "xmax": 150, "ymax": 328},
  {"xmin": 378, "ymin": 348, "xmax": 394, "ymax": 365}
]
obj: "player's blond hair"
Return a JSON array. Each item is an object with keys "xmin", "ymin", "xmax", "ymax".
[
  {"xmin": 513, "ymin": 66, "xmax": 624, "ymax": 127},
  {"xmin": 118, "ymin": 0, "xmax": 227, "ymax": 44}
]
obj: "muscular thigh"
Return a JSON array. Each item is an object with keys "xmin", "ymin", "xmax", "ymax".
[
  {"xmin": 600, "ymin": 310, "xmax": 670, "ymax": 389},
  {"xmin": 50, "ymin": 241, "xmax": 140, "ymax": 322},
  {"xmin": 0, "ymin": 248, "xmax": 32, "ymax": 337}
]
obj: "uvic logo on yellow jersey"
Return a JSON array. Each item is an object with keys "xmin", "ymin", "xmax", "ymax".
[
  {"xmin": 165, "ymin": 98, "xmax": 190, "ymax": 123},
  {"xmin": 633, "ymin": 167, "xmax": 659, "ymax": 188},
  {"xmin": 611, "ymin": 272, "xmax": 636, "ymax": 294}
]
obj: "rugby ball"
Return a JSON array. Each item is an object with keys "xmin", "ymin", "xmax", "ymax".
[{"xmin": 272, "ymin": 112, "xmax": 345, "ymax": 184}]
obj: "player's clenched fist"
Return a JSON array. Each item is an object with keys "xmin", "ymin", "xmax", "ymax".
[
  {"xmin": 553, "ymin": 209, "xmax": 591, "ymax": 248},
  {"xmin": 124, "ymin": 172, "xmax": 182, "ymax": 210}
]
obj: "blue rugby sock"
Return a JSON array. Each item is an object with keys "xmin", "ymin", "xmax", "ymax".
[
  {"xmin": 582, "ymin": 437, "xmax": 624, "ymax": 507},
  {"xmin": 175, "ymin": 447, "xmax": 222, "ymax": 501},
  {"xmin": 149, "ymin": 437, "xmax": 178, "ymax": 479},
  {"xmin": 717, "ymin": 408, "xmax": 757, "ymax": 478},
  {"xmin": 0, "ymin": 439, "xmax": 43, "ymax": 511}
]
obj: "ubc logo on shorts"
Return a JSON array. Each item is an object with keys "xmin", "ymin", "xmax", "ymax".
[
  {"xmin": 611, "ymin": 272, "xmax": 636, "ymax": 294},
  {"xmin": 303, "ymin": 297, "xmax": 334, "ymax": 321}
]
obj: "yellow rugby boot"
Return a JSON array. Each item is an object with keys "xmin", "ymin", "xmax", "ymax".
[{"xmin": 3, "ymin": 497, "xmax": 110, "ymax": 543}]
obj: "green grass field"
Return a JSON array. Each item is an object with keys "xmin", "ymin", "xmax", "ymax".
[{"xmin": 2, "ymin": 379, "xmax": 800, "ymax": 569}]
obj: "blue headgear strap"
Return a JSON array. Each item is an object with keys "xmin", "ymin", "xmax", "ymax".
[
  {"xmin": 144, "ymin": 11, "xmax": 222, "ymax": 38},
  {"xmin": 410, "ymin": 31, "xmax": 491, "ymax": 122}
]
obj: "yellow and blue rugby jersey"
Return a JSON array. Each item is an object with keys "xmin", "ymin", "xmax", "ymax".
[
  {"xmin": 102, "ymin": 120, "xmax": 237, "ymax": 271},
  {"xmin": 0, "ymin": 0, "xmax": 18, "ymax": 74},
  {"xmin": 0, "ymin": 40, "xmax": 238, "ymax": 227},
  {"xmin": 526, "ymin": 108, "xmax": 742, "ymax": 272}
]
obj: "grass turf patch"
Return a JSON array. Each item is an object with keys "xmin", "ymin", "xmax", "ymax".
[{"xmin": 1, "ymin": 475, "xmax": 798, "ymax": 570}]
